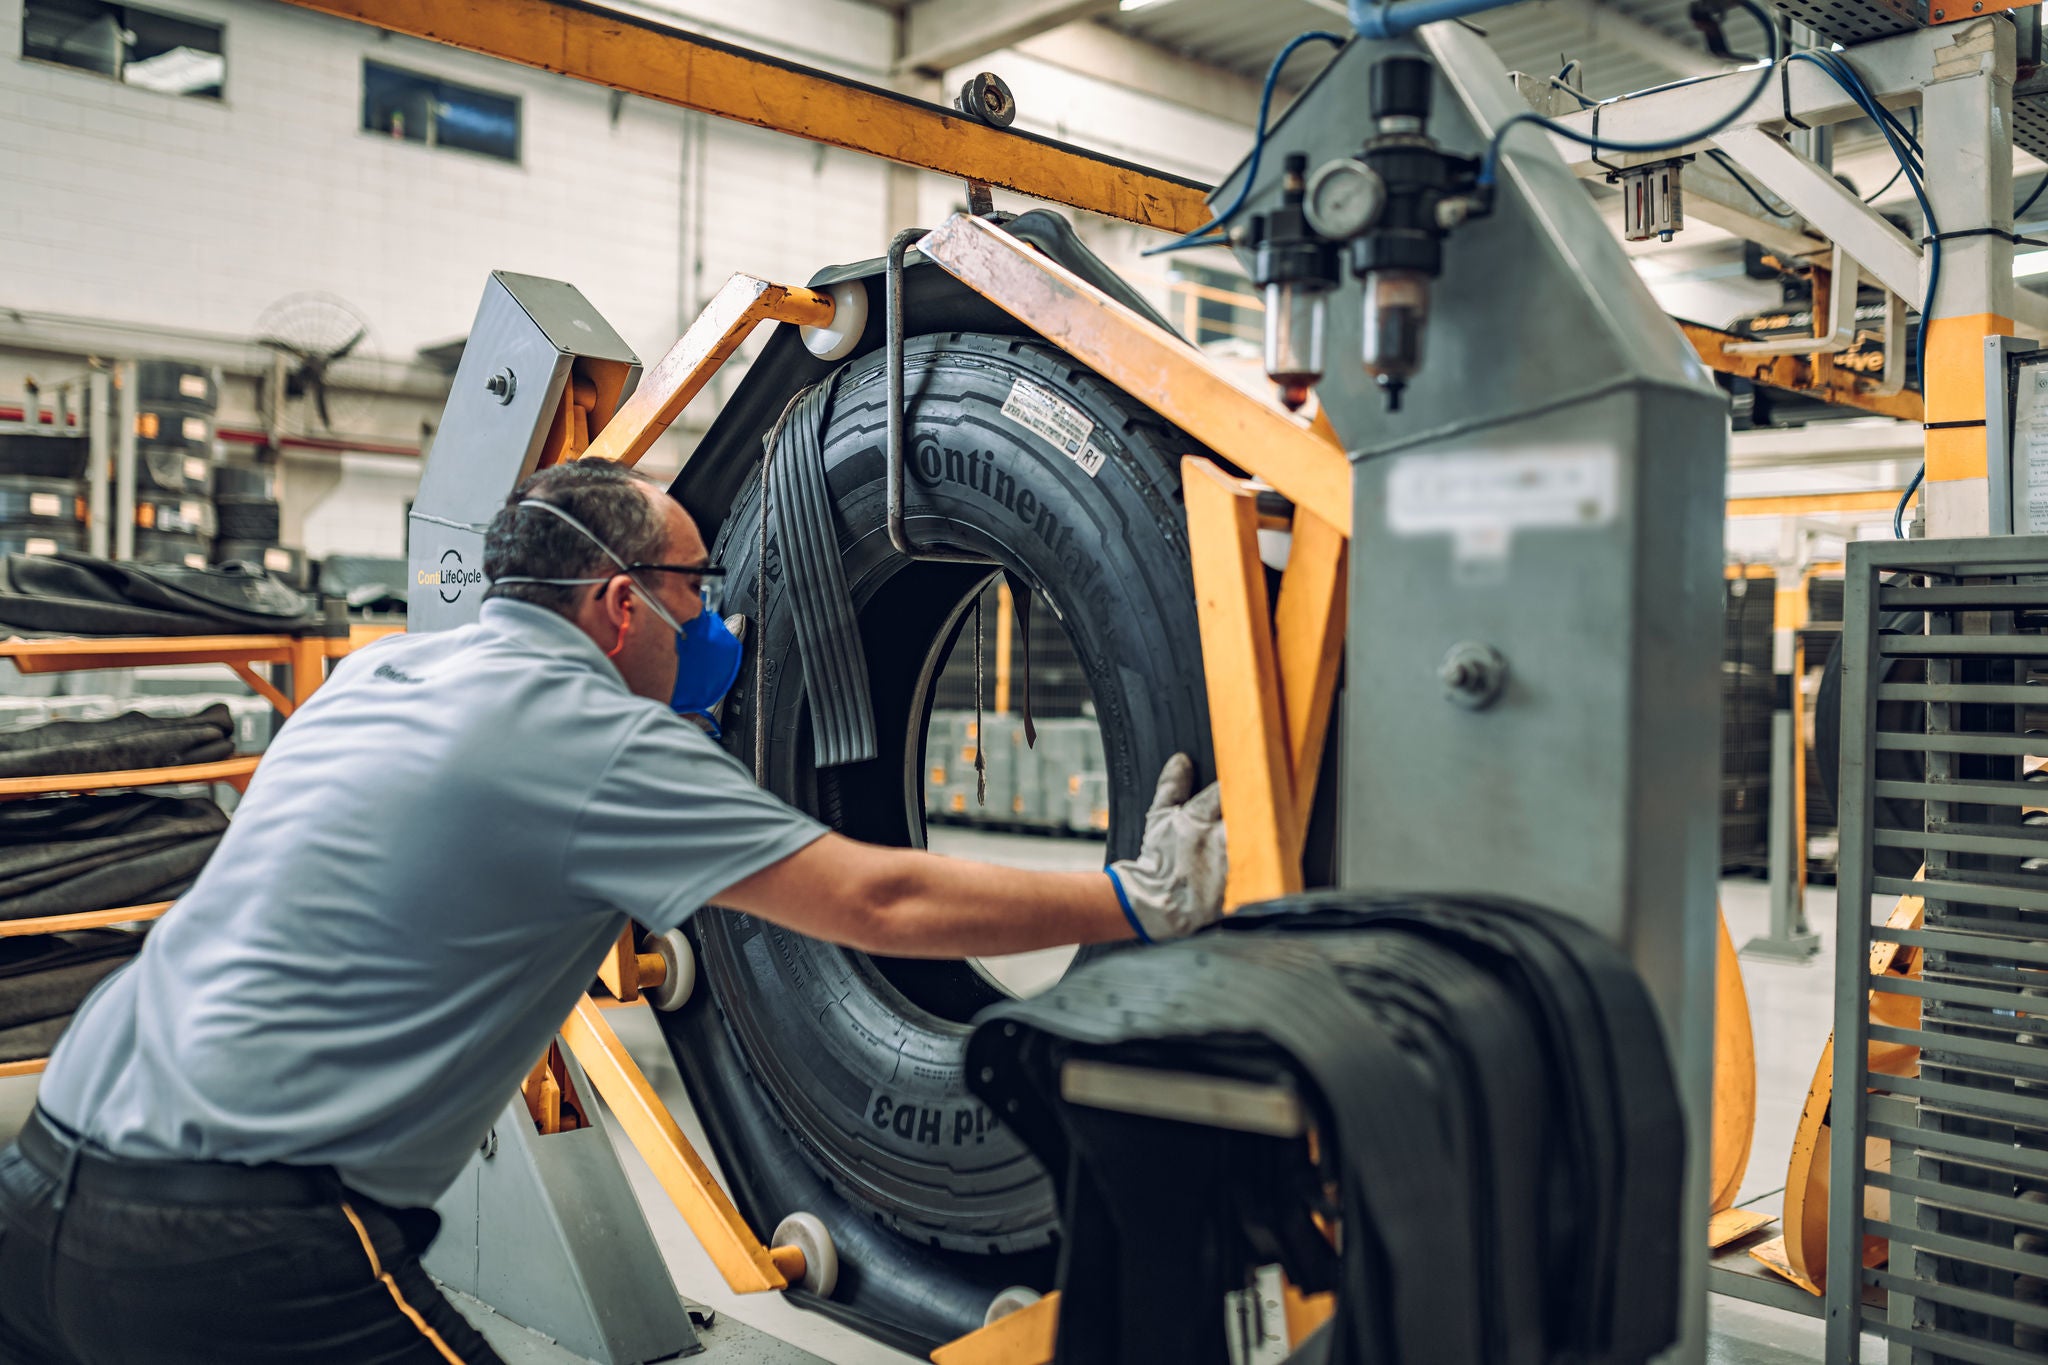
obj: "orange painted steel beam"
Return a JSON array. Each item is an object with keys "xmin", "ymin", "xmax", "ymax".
[
  {"xmin": 558, "ymin": 995, "xmax": 794, "ymax": 1294},
  {"xmin": 1273, "ymin": 507, "xmax": 1346, "ymax": 829},
  {"xmin": 1930, "ymin": 0, "xmax": 2037, "ymax": 21},
  {"xmin": 930, "ymin": 1292, "xmax": 1060, "ymax": 1365},
  {"xmin": 1679, "ymin": 321, "xmax": 1923, "ymax": 423},
  {"xmin": 1726, "ymin": 490, "xmax": 1909, "ymax": 518},
  {"xmin": 0, "ymin": 902, "xmax": 172, "ymax": 938},
  {"xmin": 1184, "ymin": 457, "xmax": 1303, "ymax": 907},
  {"xmin": 272, "ymin": 0, "xmax": 1212, "ymax": 235},
  {"xmin": 0, "ymin": 635, "xmax": 298, "ymax": 671},
  {"xmin": 576, "ymin": 275, "xmax": 833, "ymax": 469},
  {"xmin": 228, "ymin": 662, "xmax": 296, "ymax": 716},
  {"xmin": 0, "ymin": 755, "xmax": 260, "ymax": 798},
  {"xmin": 918, "ymin": 214, "xmax": 1354, "ymax": 537}
]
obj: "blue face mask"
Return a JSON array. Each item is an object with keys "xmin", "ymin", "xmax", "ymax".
[
  {"xmin": 495, "ymin": 497, "xmax": 740, "ymax": 727},
  {"xmin": 673, "ymin": 609, "xmax": 743, "ymax": 730}
]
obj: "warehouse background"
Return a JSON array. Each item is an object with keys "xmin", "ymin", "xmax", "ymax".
[{"xmin": 0, "ymin": 0, "xmax": 1944, "ymax": 569}]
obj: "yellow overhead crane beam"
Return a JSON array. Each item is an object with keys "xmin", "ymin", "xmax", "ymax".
[{"xmin": 272, "ymin": 0, "xmax": 1214, "ymax": 236}]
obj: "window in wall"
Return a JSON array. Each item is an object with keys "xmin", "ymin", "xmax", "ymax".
[
  {"xmin": 362, "ymin": 61, "xmax": 520, "ymax": 164},
  {"xmin": 21, "ymin": 0, "xmax": 224, "ymax": 99},
  {"xmin": 1166, "ymin": 262, "xmax": 1262, "ymax": 353}
]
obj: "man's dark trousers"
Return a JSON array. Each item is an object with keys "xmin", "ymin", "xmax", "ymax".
[{"xmin": 0, "ymin": 1108, "xmax": 505, "ymax": 1364}]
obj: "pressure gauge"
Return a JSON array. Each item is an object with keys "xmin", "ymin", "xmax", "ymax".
[{"xmin": 1304, "ymin": 158, "xmax": 1385, "ymax": 241}]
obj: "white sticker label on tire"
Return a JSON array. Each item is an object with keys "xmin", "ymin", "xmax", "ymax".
[
  {"xmin": 28, "ymin": 493, "xmax": 61, "ymax": 518},
  {"xmin": 180, "ymin": 500, "xmax": 202, "ymax": 523},
  {"xmin": 1000, "ymin": 378, "xmax": 1100, "ymax": 475},
  {"xmin": 182, "ymin": 416, "xmax": 208, "ymax": 442},
  {"xmin": 25, "ymin": 538, "xmax": 55, "ymax": 556},
  {"xmin": 264, "ymin": 548, "xmax": 291, "ymax": 571},
  {"xmin": 184, "ymin": 457, "xmax": 207, "ymax": 482},
  {"xmin": 178, "ymin": 374, "xmax": 207, "ymax": 399},
  {"xmin": 183, "ymin": 553, "xmax": 206, "ymax": 568}
]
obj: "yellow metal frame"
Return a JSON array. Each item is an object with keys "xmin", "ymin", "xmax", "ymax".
[
  {"xmin": 918, "ymin": 212, "xmax": 1350, "ymax": 911},
  {"xmin": 1679, "ymin": 320, "xmax": 1923, "ymax": 424},
  {"xmin": 558, "ymin": 997, "xmax": 809, "ymax": 1293},
  {"xmin": 918, "ymin": 215, "xmax": 1353, "ymax": 537},
  {"xmin": 570, "ymin": 276, "xmax": 835, "ymax": 469},
  {"xmin": 271, "ymin": 0, "xmax": 1213, "ymax": 236}
]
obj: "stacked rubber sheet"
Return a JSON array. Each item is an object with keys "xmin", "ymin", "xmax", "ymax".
[
  {"xmin": 967, "ymin": 892, "xmax": 1686, "ymax": 1365},
  {"xmin": 0, "ymin": 793, "xmax": 226, "ymax": 922},
  {"xmin": 0, "ymin": 550, "xmax": 317, "ymax": 635},
  {"xmin": 0, "ymin": 930, "xmax": 142, "ymax": 1062},
  {"xmin": 0, "ymin": 703, "xmax": 235, "ymax": 780}
]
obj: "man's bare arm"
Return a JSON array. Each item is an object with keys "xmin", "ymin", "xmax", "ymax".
[{"xmin": 713, "ymin": 833, "xmax": 1135, "ymax": 958}]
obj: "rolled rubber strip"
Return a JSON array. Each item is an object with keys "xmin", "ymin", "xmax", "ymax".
[
  {"xmin": 1219, "ymin": 895, "xmax": 1686, "ymax": 1361},
  {"xmin": 971, "ymin": 894, "xmax": 1687, "ymax": 1365},
  {"xmin": 768, "ymin": 378, "xmax": 878, "ymax": 768}
]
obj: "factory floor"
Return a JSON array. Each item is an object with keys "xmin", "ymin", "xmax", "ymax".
[{"xmin": 0, "ymin": 862, "xmax": 1869, "ymax": 1364}]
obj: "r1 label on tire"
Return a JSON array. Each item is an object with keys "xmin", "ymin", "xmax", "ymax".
[{"xmin": 1001, "ymin": 378, "xmax": 1102, "ymax": 477}]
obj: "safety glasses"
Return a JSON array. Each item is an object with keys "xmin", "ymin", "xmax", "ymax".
[{"xmin": 624, "ymin": 562, "xmax": 728, "ymax": 616}]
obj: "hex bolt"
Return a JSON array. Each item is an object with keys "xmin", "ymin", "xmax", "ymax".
[
  {"xmin": 484, "ymin": 369, "xmax": 516, "ymax": 404},
  {"xmin": 1438, "ymin": 641, "xmax": 1508, "ymax": 710}
]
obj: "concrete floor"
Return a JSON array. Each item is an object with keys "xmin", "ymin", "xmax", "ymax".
[{"xmin": 0, "ymin": 863, "xmax": 1870, "ymax": 1364}]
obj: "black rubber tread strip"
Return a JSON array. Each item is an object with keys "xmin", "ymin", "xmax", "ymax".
[{"xmin": 768, "ymin": 377, "xmax": 877, "ymax": 768}]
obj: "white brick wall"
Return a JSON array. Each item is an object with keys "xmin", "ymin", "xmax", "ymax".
[
  {"xmin": 0, "ymin": 0, "xmax": 710, "ymax": 364},
  {"xmin": 0, "ymin": 0, "xmax": 1270, "ymax": 556}
]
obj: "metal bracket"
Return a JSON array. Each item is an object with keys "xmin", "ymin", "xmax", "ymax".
[
  {"xmin": 1726, "ymin": 244, "xmax": 1862, "ymax": 355},
  {"xmin": 885, "ymin": 227, "xmax": 997, "ymax": 566}
]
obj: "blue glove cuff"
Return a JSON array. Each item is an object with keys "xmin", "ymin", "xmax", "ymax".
[{"xmin": 1105, "ymin": 866, "xmax": 1152, "ymax": 944}]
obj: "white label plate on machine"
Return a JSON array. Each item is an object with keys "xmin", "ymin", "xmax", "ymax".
[{"xmin": 1386, "ymin": 448, "xmax": 1617, "ymax": 564}]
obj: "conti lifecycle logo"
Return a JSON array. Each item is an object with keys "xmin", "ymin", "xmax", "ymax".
[{"xmin": 417, "ymin": 548, "xmax": 484, "ymax": 604}]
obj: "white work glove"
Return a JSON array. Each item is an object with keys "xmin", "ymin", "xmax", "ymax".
[{"xmin": 1106, "ymin": 753, "xmax": 1227, "ymax": 942}]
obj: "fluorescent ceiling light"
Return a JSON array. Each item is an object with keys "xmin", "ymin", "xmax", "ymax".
[{"xmin": 2017, "ymin": 249, "xmax": 2048, "ymax": 278}]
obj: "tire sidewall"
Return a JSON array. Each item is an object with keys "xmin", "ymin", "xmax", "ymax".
[{"xmin": 695, "ymin": 333, "xmax": 1209, "ymax": 1253}]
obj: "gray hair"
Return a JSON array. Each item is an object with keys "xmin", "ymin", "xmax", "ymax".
[{"xmin": 482, "ymin": 459, "xmax": 668, "ymax": 617}]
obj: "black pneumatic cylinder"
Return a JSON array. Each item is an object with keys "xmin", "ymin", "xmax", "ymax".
[{"xmin": 1370, "ymin": 55, "xmax": 1433, "ymax": 122}]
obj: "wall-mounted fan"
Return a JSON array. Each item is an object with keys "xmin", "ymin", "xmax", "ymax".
[{"xmin": 254, "ymin": 293, "xmax": 382, "ymax": 438}]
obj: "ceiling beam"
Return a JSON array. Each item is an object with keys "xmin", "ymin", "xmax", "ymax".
[
  {"xmin": 1014, "ymin": 21, "xmax": 1275, "ymax": 128},
  {"xmin": 899, "ymin": 0, "xmax": 1119, "ymax": 75},
  {"xmin": 1561, "ymin": 0, "xmax": 1736, "ymax": 80},
  {"xmin": 270, "ymin": 0, "xmax": 1212, "ymax": 234}
]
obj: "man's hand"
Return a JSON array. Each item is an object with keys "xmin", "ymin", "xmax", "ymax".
[{"xmin": 1106, "ymin": 753, "xmax": 1227, "ymax": 942}]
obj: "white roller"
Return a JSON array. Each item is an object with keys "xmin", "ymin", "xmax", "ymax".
[
  {"xmin": 771, "ymin": 1211, "xmax": 839, "ymax": 1297},
  {"xmin": 984, "ymin": 1286, "xmax": 1042, "ymax": 1326},
  {"xmin": 645, "ymin": 928, "xmax": 695, "ymax": 1012},
  {"xmin": 800, "ymin": 281, "xmax": 869, "ymax": 362}
]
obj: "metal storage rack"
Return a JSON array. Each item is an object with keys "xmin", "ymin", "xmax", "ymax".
[
  {"xmin": 0, "ymin": 625, "xmax": 397, "ymax": 1079},
  {"xmin": 1827, "ymin": 535, "xmax": 2048, "ymax": 1362}
]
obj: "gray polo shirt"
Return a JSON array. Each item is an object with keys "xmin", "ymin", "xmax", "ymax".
[{"xmin": 37, "ymin": 599, "xmax": 825, "ymax": 1207}]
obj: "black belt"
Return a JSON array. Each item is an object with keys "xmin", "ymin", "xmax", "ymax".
[{"xmin": 18, "ymin": 1107, "xmax": 339, "ymax": 1207}]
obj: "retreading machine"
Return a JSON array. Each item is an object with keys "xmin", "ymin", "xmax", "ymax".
[{"xmin": 406, "ymin": 16, "xmax": 1720, "ymax": 1365}]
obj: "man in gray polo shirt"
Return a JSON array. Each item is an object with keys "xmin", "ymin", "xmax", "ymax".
[{"xmin": 0, "ymin": 458, "xmax": 1225, "ymax": 1365}]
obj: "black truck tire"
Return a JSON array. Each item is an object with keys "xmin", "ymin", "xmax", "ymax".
[
  {"xmin": 658, "ymin": 332, "xmax": 1215, "ymax": 1347},
  {"xmin": 0, "ymin": 435, "xmax": 90, "ymax": 480}
]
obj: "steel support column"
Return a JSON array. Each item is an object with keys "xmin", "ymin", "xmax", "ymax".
[{"xmin": 1920, "ymin": 19, "xmax": 2018, "ymax": 538}]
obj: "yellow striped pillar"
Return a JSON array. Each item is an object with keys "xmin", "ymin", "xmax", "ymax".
[{"xmin": 1920, "ymin": 19, "xmax": 2017, "ymax": 538}]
